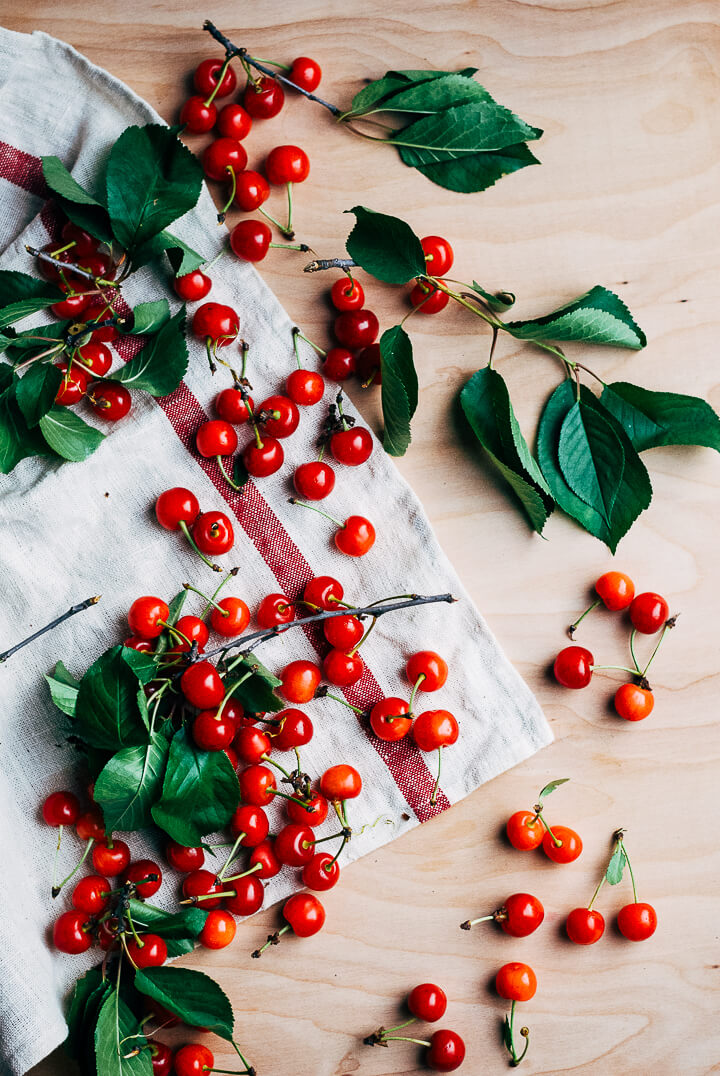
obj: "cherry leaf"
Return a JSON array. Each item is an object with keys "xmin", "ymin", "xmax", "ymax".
[
  {"xmin": 45, "ymin": 659, "xmax": 80, "ymax": 717},
  {"xmin": 600, "ymin": 382, "xmax": 720, "ymax": 453},
  {"xmin": 151, "ymin": 726, "xmax": 240, "ymax": 845},
  {"xmin": 109, "ymin": 307, "xmax": 188, "ymax": 396},
  {"xmin": 39, "ymin": 405, "xmax": 105, "ymax": 462},
  {"xmin": 94, "ymin": 990, "xmax": 152, "ymax": 1076},
  {"xmin": 380, "ymin": 324, "xmax": 418, "ymax": 456},
  {"xmin": 345, "ymin": 206, "xmax": 426, "ymax": 284},
  {"xmin": 41, "ymin": 156, "xmax": 114, "ymax": 243},
  {"xmin": 127, "ymin": 299, "xmax": 172, "ymax": 335},
  {"xmin": 15, "ymin": 363, "xmax": 62, "ymax": 427},
  {"xmin": 228, "ymin": 653, "xmax": 284, "ymax": 713},
  {"xmin": 557, "ymin": 401, "xmax": 625, "ymax": 526},
  {"xmin": 134, "ymin": 966, "xmax": 234, "ymax": 1040},
  {"xmin": 411, "ymin": 142, "xmax": 540, "ymax": 194},
  {"xmin": 605, "ymin": 845, "xmax": 627, "ymax": 886},
  {"xmin": 0, "ymin": 271, "xmax": 62, "ymax": 327},
  {"xmin": 0, "ymin": 383, "xmax": 56, "ymax": 473},
  {"xmin": 94, "ymin": 731, "xmax": 170, "ymax": 832},
  {"xmin": 505, "ymin": 286, "xmax": 646, "ymax": 349},
  {"xmin": 73, "ymin": 645, "xmax": 150, "ymax": 751},
  {"xmin": 537, "ymin": 777, "xmax": 570, "ymax": 803},
  {"xmin": 126, "ymin": 900, "xmax": 208, "ymax": 957},
  {"xmin": 397, "ymin": 100, "xmax": 542, "ymax": 168}
]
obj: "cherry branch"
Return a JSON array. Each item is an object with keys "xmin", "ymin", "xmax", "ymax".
[
  {"xmin": 25, "ymin": 245, "xmax": 119, "ymax": 289},
  {"xmin": 0, "ymin": 595, "xmax": 101, "ymax": 664},
  {"xmin": 199, "ymin": 593, "xmax": 457, "ymax": 662},
  {"xmin": 202, "ymin": 21, "xmax": 342, "ymax": 116},
  {"xmin": 304, "ymin": 257, "xmax": 358, "ymax": 273}
]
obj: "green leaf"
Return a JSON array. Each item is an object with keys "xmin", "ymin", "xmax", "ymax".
[
  {"xmin": 134, "ymin": 967, "xmax": 234, "ymax": 1040},
  {"xmin": 127, "ymin": 300, "xmax": 171, "ymax": 335},
  {"xmin": 154, "ymin": 589, "xmax": 187, "ymax": 659},
  {"xmin": 348, "ymin": 74, "xmax": 415, "ymax": 115},
  {"xmin": 396, "ymin": 100, "xmax": 541, "ymax": 168},
  {"xmin": 505, "ymin": 286, "xmax": 646, "ymax": 349},
  {"xmin": 151, "ymin": 726, "xmax": 239, "ymax": 845},
  {"xmin": 46, "ymin": 660, "xmax": 80, "ymax": 716},
  {"xmin": 605, "ymin": 844, "xmax": 626, "ymax": 886},
  {"xmin": 371, "ymin": 72, "xmax": 495, "ymax": 114},
  {"xmin": 121, "ymin": 646, "xmax": 158, "ymax": 685},
  {"xmin": 39, "ymin": 406, "xmax": 105, "ymax": 462},
  {"xmin": 537, "ymin": 381, "xmax": 652, "ymax": 552},
  {"xmin": 345, "ymin": 206, "xmax": 426, "ymax": 285},
  {"xmin": 502, "ymin": 1014, "xmax": 514, "ymax": 1051},
  {"xmin": 379, "ymin": 324, "xmax": 417, "ymax": 456},
  {"xmin": 460, "ymin": 367, "xmax": 554, "ymax": 533},
  {"xmin": 0, "ymin": 271, "xmax": 62, "ymax": 327},
  {"xmin": 15, "ymin": 363, "xmax": 62, "ymax": 426},
  {"xmin": 74, "ymin": 645, "xmax": 150, "ymax": 751},
  {"xmin": 105, "ymin": 124, "xmax": 204, "ymax": 252},
  {"xmin": 133, "ymin": 231, "xmax": 207, "ymax": 276},
  {"xmin": 126, "ymin": 900, "xmax": 208, "ymax": 956},
  {"xmin": 95, "ymin": 989, "xmax": 152, "ymax": 1076},
  {"xmin": 411, "ymin": 141, "xmax": 541, "ymax": 194},
  {"xmin": 65, "ymin": 966, "xmax": 106, "ymax": 1060},
  {"xmin": 109, "ymin": 307, "xmax": 188, "ymax": 396},
  {"xmin": 470, "ymin": 282, "xmax": 516, "ymax": 311},
  {"xmin": 558, "ymin": 401, "xmax": 625, "ymax": 525},
  {"xmin": 233, "ymin": 455, "xmax": 250, "ymax": 491},
  {"xmin": 41, "ymin": 157, "xmax": 114, "ymax": 243},
  {"xmin": 537, "ymin": 777, "xmax": 570, "ymax": 803},
  {"xmin": 600, "ymin": 382, "xmax": 720, "ymax": 453},
  {"xmin": 228, "ymin": 654, "xmax": 284, "ymax": 714},
  {"xmin": 0, "ymin": 384, "xmax": 51, "ymax": 473},
  {"xmin": 94, "ymin": 732, "xmax": 170, "ymax": 832},
  {"xmin": 0, "ymin": 362, "xmax": 14, "ymax": 390},
  {"xmin": 42, "ymin": 157, "xmax": 103, "ymax": 207}
]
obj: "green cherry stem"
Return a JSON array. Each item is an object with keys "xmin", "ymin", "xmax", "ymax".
[
  {"xmin": 590, "ymin": 663, "xmax": 639, "ymax": 676},
  {"xmin": 382, "ymin": 1018, "xmax": 416, "ymax": 1034},
  {"xmin": 285, "ymin": 182, "xmax": 294, "ymax": 236},
  {"xmin": 614, "ymin": 831, "xmax": 639, "ymax": 902},
  {"xmin": 408, "ymin": 674, "xmax": 425, "ymax": 716},
  {"xmin": 288, "ymin": 497, "xmax": 344, "ymax": 531},
  {"xmin": 262, "ymin": 755, "xmax": 294, "ymax": 781},
  {"xmin": 430, "ymin": 746, "xmax": 444, "ymax": 806},
  {"xmin": 216, "ymin": 453, "xmax": 243, "ymax": 492},
  {"xmin": 641, "ymin": 621, "xmax": 674, "ymax": 678},
  {"xmin": 506, "ymin": 1000, "xmax": 530, "ymax": 1066},
  {"xmin": 178, "ymin": 521, "xmax": 222, "ymax": 573},
  {"xmin": 380, "ymin": 1036, "xmax": 431, "ymax": 1046},
  {"xmin": 533, "ymin": 809, "xmax": 562, "ymax": 849},
  {"xmin": 568, "ymin": 597, "xmax": 602, "ymax": 639},
  {"xmin": 323, "ymin": 691, "xmax": 365, "ymax": 714},
  {"xmin": 217, "ymin": 167, "xmax": 239, "ymax": 224},
  {"xmin": 629, "ymin": 629, "xmax": 642, "ymax": 673},
  {"xmin": 213, "ymin": 862, "xmax": 263, "ymax": 886},
  {"xmin": 587, "ymin": 874, "xmax": 605, "ymax": 911},
  {"xmin": 258, "ymin": 205, "xmax": 294, "ymax": 238},
  {"xmin": 292, "ymin": 325, "xmax": 327, "ymax": 359},
  {"xmin": 51, "ymin": 826, "xmax": 64, "ymax": 895},
  {"xmin": 52, "ymin": 838, "xmax": 95, "ymax": 898},
  {"xmin": 217, "ymin": 833, "xmax": 246, "ymax": 881},
  {"xmin": 203, "ymin": 55, "xmax": 234, "ymax": 108},
  {"xmin": 460, "ymin": 913, "xmax": 495, "ymax": 930},
  {"xmin": 201, "ymin": 568, "xmax": 238, "ymax": 620},
  {"xmin": 252, "ymin": 924, "xmax": 290, "ymax": 958}
]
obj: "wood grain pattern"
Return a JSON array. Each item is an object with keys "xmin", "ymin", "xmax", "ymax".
[{"xmin": 7, "ymin": 0, "xmax": 719, "ymax": 1072}]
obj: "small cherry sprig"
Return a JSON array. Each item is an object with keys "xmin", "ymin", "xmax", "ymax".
[
  {"xmin": 506, "ymin": 778, "xmax": 583, "ymax": 864},
  {"xmin": 553, "ymin": 570, "xmax": 678, "ymax": 721},
  {"xmin": 364, "ymin": 983, "xmax": 466, "ymax": 1071}
]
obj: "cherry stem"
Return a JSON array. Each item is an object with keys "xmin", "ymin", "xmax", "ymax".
[
  {"xmin": 217, "ymin": 166, "xmax": 239, "ymax": 223},
  {"xmin": 216, "ymin": 453, "xmax": 243, "ymax": 491},
  {"xmin": 258, "ymin": 205, "xmax": 294, "ymax": 239},
  {"xmin": 263, "ymin": 755, "xmax": 294, "ymax": 781},
  {"xmin": 288, "ymin": 496, "xmax": 343, "ymax": 530},
  {"xmin": 506, "ymin": 1000, "xmax": 530, "ymax": 1066},
  {"xmin": 203, "ymin": 55, "xmax": 234, "ymax": 108},
  {"xmin": 0, "ymin": 595, "xmax": 100, "ymax": 664},
  {"xmin": 460, "ymin": 914, "xmax": 495, "ymax": 929},
  {"xmin": 231, "ymin": 1040, "xmax": 255, "ymax": 1076},
  {"xmin": 198, "ymin": 593, "xmax": 457, "ymax": 663},
  {"xmin": 292, "ymin": 326, "xmax": 326, "ymax": 358},
  {"xmin": 217, "ymin": 833, "xmax": 246, "ymax": 881},
  {"xmin": 628, "ymin": 629, "xmax": 641, "ymax": 674},
  {"xmin": 590, "ymin": 664, "xmax": 639, "ymax": 675},
  {"xmin": 201, "ymin": 569, "xmax": 238, "ymax": 620},
  {"xmin": 641, "ymin": 621, "xmax": 673, "ymax": 677},
  {"xmin": 217, "ymin": 861, "xmax": 263, "ymax": 885},
  {"xmin": 269, "ymin": 788, "xmax": 316, "ymax": 810},
  {"xmin": 25, "ymin": 245, "xmax": 120, "ymax": 288},
  {"xmin": 381, "ymin": 1036, "xmax": 431, "ymax": 1047},
  {"xmin": 285, "ymin": 182, "xmax": 294, "ymax": 236},
  {"xmin": 252, "ymin": 923, "xmax": 290, "ymax": 958},
  {"xmin": 202, "ymin": 21, "xmax": 342, "ymax": 116},
  {"xmin": 324, "ymin": 691, "xmax": 365, "ymax": 714},
  {"xmin": 51, "ymin": 825, "xmax": 63, "ymax": 894},
  {"xmin": 383, "ymin": 1018, "xmax": 416, "ymax": 1034},
  {"xmin": 303, "ymin": 257, "xmax": 358, "ymax": 274},
  {"xmin": 568, "ymin": 597, "xmax": 601, "ymax": 639},
  {"xmin": 408, "ymin": 674, "xmax": 425, "ymax": 716},
  {"xmin": 534, "ymin": 809, "xmax": 562, "ymax": 848},
  {"xmin": 587, "ymin": 874, "xmax": 605, "ymax": 911},
  {"xmin": 616, "ymin": 834, "xmax": 639, "ymax": 902},
  {"xmin": 178, "ymin": 521, "xmax": 222, "ymax": 573},
  {"xmin": 52, "ymin": 838, "xmax": 94, "ymax": 898},
  {"xmin": 351, "ymin": 615, "xmax": 377, "ymax": 655},
  {"xmin": 157, "ymin": 620, "xmax": 192, "ymax": 649},
  {"xmin": 180, "ymin": 889, "xmax": 239, "ymax": 904},
  {"xmin": 430, "ymin": 745, "xmax": 444, "ymax": 806},
  {"xmin": 268, "ymin": 242, "xmax": 313, "ymax": 254}
]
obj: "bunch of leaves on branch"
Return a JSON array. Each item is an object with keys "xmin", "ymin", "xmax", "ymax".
[
  {"xmin": 0, "ymin": 122, "xmax": 209, "ymax": 474},
  {"xmin": 315, "ymin": 206, "xmax": 720, "ymax": 551}
]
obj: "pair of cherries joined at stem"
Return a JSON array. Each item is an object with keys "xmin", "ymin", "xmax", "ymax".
[
  {"xmin": 155, "ymin": 485, "xmax": 235, "ymax": 572},
  {"xmin": 365, "ymin": 983, "xmax": 465, "ymax": 1071}
]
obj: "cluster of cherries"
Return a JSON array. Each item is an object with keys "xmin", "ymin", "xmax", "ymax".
[
  {"xmin": 553, "ymin": 571, "xmax": 675, "ymax": 721},
  {"xmin": 34, "ymin": 221, "xmax": 133, "ymax": 420},
  {"xmin": 364, "ymin": 983, "xmax": 466, "ymax": 1072}
]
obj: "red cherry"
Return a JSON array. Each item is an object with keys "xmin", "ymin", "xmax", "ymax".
[
  {"xmin": 196, "ymin": 419, "xmax": 238, "ymax": 458},
  {"xmin": 421, "ymin": 235, "xmax": 454, "ymax": 275},
  {"xmin": 215, "ymin": 387, "xmax": 254, "ymax": 424},
  {"xmin": 426, "ymin": 1029, "xmax": 465, "ymax": 1072},
  {"xmin": 233, "ymin": 170, "xmax": 270, "ymax": 211},
  {"xmin": 233, "ymin": 726, "xmax": 272, "ymax": 767},
  {"xmin": 191, "ymin": 511, "xmax": 234, "ymax": 555},
  {"xmin": 323, "ymin": 614, "xmax": 363, "ymax": 650},
  {"xmin": 210, "ymin": 596, "xmax": 250, "ymax": 637},
  {"xmin": 614, "ymin": 683, "xmax": 655, "ymax": 721},
  {"xmin": 155, "ymin": 487, "xmax": 200, "ymax": 531},
  {"xmin": 287, "ymin": 789, "xmax": 328, "ymax": 827},
  {"xmin": 617, "ymin": 901, "xmax": 657, "ymax": 941},
  {"xmin": 71, "ymin": 874, "xmax": 110, "ymax": 915},
  {"xmin": 51, "ymin": 290, "xmax": 90, "ymax": 319},
  {"xmin": 124, "ymin": 636, "xmax": 153, "ymax": 652},
  {"xmin": 173, "ymin": 270, "xmax": 212, "ymax": 302},
  {"xmin": 128, "ymin": 596, "xmax": 169, "ymax": 640},
  {"xmin": 329, "ymin": 426, "xmax": 373, "ymax": 466},
  {"xmin": 230, "ymin": 803, "xmax": 269, "ymax": 846},
  {"xmin": 127, "ymin": 933, "xmax": 167, "ymax": 968},
  {"xmin": 76, "ymin": 808, "xmax": 105, "ymax": 841},
  {"xmin": 150, "ymin": 1041, "xmax": 174, "ymax": 1076},
  {"xmin": 256, "ymin": 593, "xmax": 295, "ymax": 629},
  {"xmin": 166, "ymin": 841, "xmax": 205, "ymax": 873},
  {"xmin": 406, "ymin": 651, "xmax": 448, "ymax": 692},
  {"xmin": 410, "ymin": 280, "xmax": 449, "ymax": 314},
  {"xmin": 79, "ymin": 256, "xmax": 116, "ymax": 283},
  {"xmin": 303, "ymin": 575, "xmax": 344, "ymax": 610},
  {"xmin": 249, "ymin": 838, "xmax": 281, "ymax": 878},
  {"xmin": 272, "ymin": 708, "xmax": 313, "ymax": 751},
  {"xmin": 408, "ymin": 983, "xmax": 447, "ymax": 1022},
  {"xmin": 335, "ymin": 515, "xmax": 375, "ymax": 557},
  {"xmin": 179, "ymin": 96, "xmax": 217, "ymax": 132},
  {"xmin": 224, "ymin": 875, "xmax": 264, "ymax": 916},
  {"xmin": 92, "ymin": 839, "xmax": 131, "ymax": 877},
  {"xmin": 498, "ymin": 893, "xmax": 545, "ymax": 937},
  {"xmin": 192, "ymin": 302, "xmax": 239, "ymax": 346},
  {"xmin": 200, "ymin": 909, "xmax": 237, "ymax": 950},
  {"xmin": 231, "ymin": 219, "xmax": 272, "ymax": 262},
  {"xmin": 320, "ymin": 764, "xmax": 362, "ymax": 801},
  {"xmin": 123, "ymin": 859, "xmax": 162, "ymax": 898},
  {"xmin": 202, "ymin": 137, "xmax": 248, "ymax": 182},
  {"xmin": 243, "ymin": 76, "xmax": 285, "ymax": 118},
  {"xmin": 265, "ymin": 145, "xmax": 310, "ymax": 185},
  {"xmin": 182, "ymin": 869, "xmax": 223, "ymax": 909},
  {"xmin": 174, "ymin": 1044, "xmax": 214, "ymax": 1076},
  {"xmin": 90, "ymin": 383, "xmax": 131, "ymax": 422},
  {"xmin": 238, "ymin": 764, "xmax": 276, "ymax": 807},
  {"xmin": 286, "ymin": 368, "xmax": 324, "ymax": 406},
  {"xmin": 495, "ymin": 961, "xmax": 537, "ymax": 1002},
  {"xmin": 169, "ymin": 615, "xmax": 210, "ymax": 655},
  {"xmin": 330, "ymin": 277, "xmax": 365, "ymax": 311},
  {"xmin": 54, "ymin": 361, "xmax": 89, "ymax": 406},
  {"xmin": 595, "ymin": 570, "xmax": 635, "ymax": 610},
  {"xmin": 192, "ymin": 710, "xmax": 235, "ymax": 751},
  {"xmin": 279, "ymin": 659, "xmax": 322, "ymax": 703},
  {"xmin": 75, "ymin": 342, "xmax": 112, "ymax": 377},
  {"xmin": 243, "ymin": 436, "xmax": 284, "ymax": 477},
  {"xmin": 181, "ymin": 661, "xmax": 224, "ymax": 709},
  {"xmin": 413, "ymin": 710, "xmax": 459, "ymax": 752},
  {"xmin": 506, "ymin": 810, "xmax": 545, "ymax": 851},
  {"xmin": 369, "ymin": 697, "xmax": 411, "ymax": 742},
  {"xmin": 42, "ymin": 790, "xmax": 81, "ymax": 827},
  {"xmin": 323, "ymin": 347, "xmax": 356, "ymax": 382},
  {"xmin": 37, "ymin": 242, "xmax": 73, "ymax": 282},
  {"xmin": 357, "ymin": 344, "xmax": 382, "ymax": 386},
  {"xmin": 282, "ymin": 892, "xmax": 325, "ymax": 937},
  {"xmin": 258, "ymin": 394, "xmax": 299, "ymax": 438},
  {"xmin": 566, "ymin": 907, "xmax": 605, "ymax": 944},
  {"xmin": 334, "ymin": 308, "xmax": 379, "ymax": 349},
  {"xmin": 553, "ymin": 645, "xmax": 594, "ymax": 688},
  {"xmin": 294, "ymin": 461, "xmax": 335, "ymax": 501},
  {"xmin": 542, "ymin": 825, "xmax": 583, "ymax": 864},
  {"xmin": 53, "ymin": 911, "xmax": 92, "ymax": 954},
  {"xmin": 217, "ymin": 103, "xmax": 252, "ymax": 140},
  {"xmin": 323, "ymin": 648, "xmax": 363, "ymax": 687},
  {"xmin": 193, "ymin": 58, "xmax": 237, "ymax": 98},
  {"xmin": 275, "ymin": 823, "xmax": 315, "ymax": 867},
  {"xmin": 629, "ymin": 592, "xmax": 669, "ymax": 634},
  {"xmin": 302, "ymin": 851, "xmax": 339, "ymax": 891},
  {"xmin": 61, "ymin": 222, "xmax": 99, "ymax": 257},
  {"xmin": 289, "ymin": 56, "xmax": 322, "ymax": 92}
]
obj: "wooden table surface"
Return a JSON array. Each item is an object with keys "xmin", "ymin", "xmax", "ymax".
[{"xmin": 10, "ymin": 0, "xmax": 719, "ymax": 1073}]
